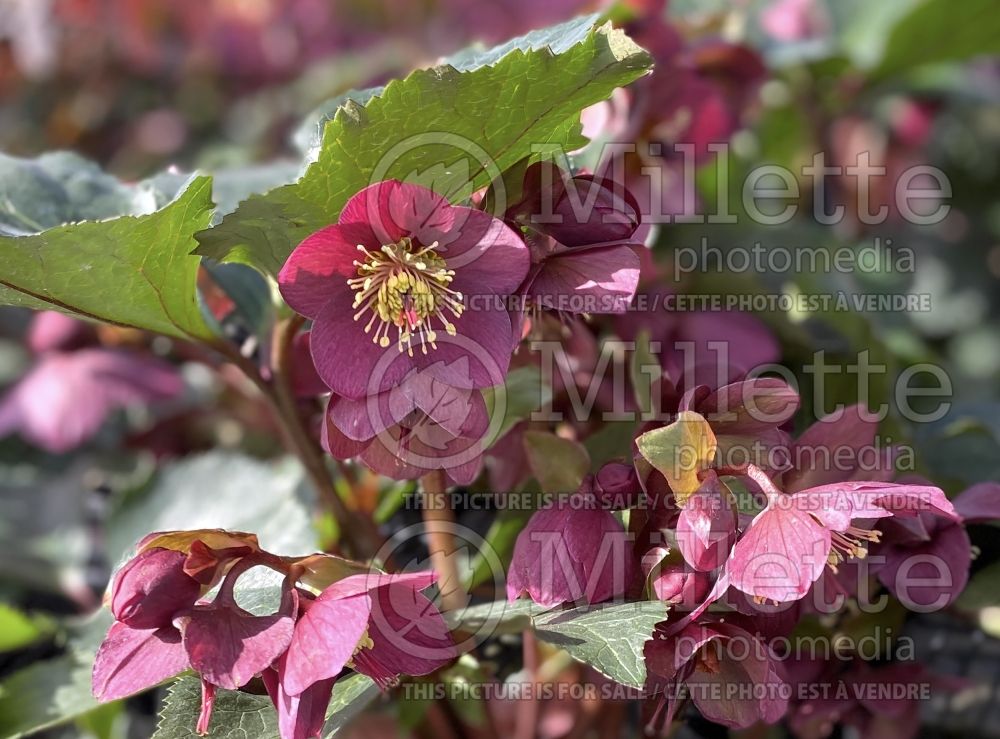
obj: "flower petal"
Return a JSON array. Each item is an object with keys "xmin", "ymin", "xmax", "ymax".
[
  {"xmin": 727, "ymin": 501, "xmax": 830, "ymax": 603},
  {"xmin": 441, "ymin": 207, "xmax": 529, "ymax": 297},
  {"xmin": 953, "ymin": 482, "xmax": 1000, "ymax": 524},
  {"xmin": 92, "ymin": 622, "xmax": 188, "ymax": 702},
  {"xmin": 413, "ymin": 306, "xmax": 513, "ymax": 390},
  {"xmin": 278, "ymin": 222, "xmax": 376, "ymax": 318},
  {"xmin": 281, "ymin": 592, "xmax": 372, "ymax": 696},
  {"xmin": 310, "ymin": 289, "xmax": 414, "ymax": 398},
  {"xmin": 526, "ymin": 244, "xmax": 640, "ymax": 314},
  {"xmin": 363, "ymin": 582, "xmax": 455, "ymax": 677},
  {"xmin": 179, "ymin": 598, "xmax": 297, "ymax": 691}
]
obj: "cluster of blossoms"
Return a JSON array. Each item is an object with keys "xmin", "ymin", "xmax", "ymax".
[
  {"xmin": 92, "ymin": 529, "xmax": 453, "ymax": 739},
  {"xmin": 502, "ymin": 360, "xmax": 1000, "ymax": 731},
  {"xmin": 278, "ymin": 169, "xmax": 643, "ymax": 483}
]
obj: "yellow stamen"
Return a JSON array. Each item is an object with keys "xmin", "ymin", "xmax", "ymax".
[{"xmin": 348, "ymin": 237, "xmax": 464, "ymax": 354}]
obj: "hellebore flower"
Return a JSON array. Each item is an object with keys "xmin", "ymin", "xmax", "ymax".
[
  {"xmin": 0, "ymin": 313, "xmax": 182, "ymax": 453},
  {"xmin": 278, "ymin": 180, "xmax": 529, "ymax": 399},
  {"xmin": 93, "ymin": 535, "xmax": 277, "ymax": 704},
  {"xmin": 322, "ymin": 362, "xmax": 489, "ymax": 484},
  {"xmin": 507, "ymin": 478, "xmax": 633, "ymax": 607},
  {"xmin": 871, "ymin": 481, "xmax": 1000, "ymax": 609},
  {"xmin": 503, "ymin": 162, "xmax": 642, "ymax": 319},
  {"xmin": 644, "ymin": 618, "xmax": 789, "ymax": 731},
  {"xmin": 280, "ymin": 572, "xmax": 454, "ymax": 700},
  {"xmin": 725, "ymin": 466, "xmax": 958, "ymax": 603}
]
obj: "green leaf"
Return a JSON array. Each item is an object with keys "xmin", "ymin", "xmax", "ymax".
[
  {"xmin": 108, "ymin": 452, "xmax": 320, "ymax": 564},
  {"xmin": 0, "ymin": 652, "xmax": 99, "ymax": 738},
  {"xmin": 957, "ymin": 561, "xmax": 1000, "ymax": 611},
  {"xmin": 874, "ymin": 0, "xmax": 1000, "ymax": 78},
  {"xmin": 522, "ymin": 430, "xmax": 590, "ymax": 494},
  {"xmin": 153, "ymin": 673, "xmax": 377, "ymax": 739},
  {"xmin": 0, "ymin": 604, "xmax": 54, "ymax": 653},
  {"xmin": 0, "ymin": 151, "xmax": 176, "ymax": 236},
  {"xmin": 629, "ymin": 329, "xmax": 660, "ymax": 420},
  {"xmin": 195, "ymin": 17, "xmax": 651, "ymax": 277},
  {"xmin": 483, "ymin": 366, "xmax": 553, "ymax": 444},
  {"xmin": 0, "ymin": 611, "xmax": 134, "ymax": 738},
  {"xmin": 532, "ymin": 602, "xmax": 667, "ymax": 689},
  {"xmin": 443, "ymin": 599, "xmax": 553, "ymax": 636},
  {"xmin": 0, "ymin": 175, "xmax": 216, "ymax": 341}
]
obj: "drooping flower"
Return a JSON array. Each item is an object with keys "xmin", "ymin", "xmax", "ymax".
[
  {"xmin": 644, "ymin": 617, "xmax": 789, "ymax": 732},
  {"xmin": 278, "ymin": 180, "xmax": 530, "ymax": 399},
  {"xmin": 507, "ymin": 477, "xmax": 633, "ymax": 607},
  {"xmin": 279, "ymin": 572, "xmax": 454, "ymax": 699},
  {"xmin": 92, "ymin": 537, "xmax": 268, "ymax": 703},
  {"xmin": 725, "ymin": 466, "xmax": 958, "ymax": 603},
  {"xmin": 0, "ymin": 311, "xmax": 183, "ymax": 453},
  {"xmin": 95, "ymin": 530, "xmax": 452, "ymax": 739},
  {"xmin": 503, "ymin": 162, "xmax": 642, "ymax": 322},
  {"xmin": 871, "ymin": 481, "xmax": 1000, "ymax": 609}
]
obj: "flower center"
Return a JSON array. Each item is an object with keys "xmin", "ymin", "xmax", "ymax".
[
  {"xmin": 349, "ymin": 237, "xmax": 464, "ymax": 356},
  {"xmin": 826, "ymin": 526, "xmax": 882, "ymax": 571}
]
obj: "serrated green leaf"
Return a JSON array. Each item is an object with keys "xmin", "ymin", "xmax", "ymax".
[
  {"xmin": 532, "ymin": 602, "xmax": 666, "ymax": 688},
  {"xmin": 0, "ymin": 175, "xmax": 216, "ymax": 341},
  {"xmin": 152, "ymin": 673, "xmax": 377, "ymax": 739},
  {"xmin": 195, "ymin": 18, "xmax": 651, "ymax": 277}
]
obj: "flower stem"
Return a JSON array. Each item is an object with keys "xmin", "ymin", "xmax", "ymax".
[
  {"xmin": 269, "ymin": 315, "xmax": 375, "ymax": 559},
  {"xmin": 212, "ymin": 321, "xmax": 373, "ymax": 560},
  {"xmin": 419, "ymin": 470, "xmax": 464, "ymax": 613}
]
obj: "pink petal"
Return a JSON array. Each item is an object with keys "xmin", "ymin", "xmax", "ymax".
[
  {"xmin": 179, "ymin": 599, "xmax": 297, "ymax": 690},
  {"xmin": 362, "ymin": 582, "xmax": 455, "ymax": 677},
  {"xmin": 727, "ymin": 500, "xmax": 830, "ymax": 603},
  {"xmin": 281, "ymin": 593, "xmax": 371, "ymax": 696},
  {"xmin": 310, "ymin": 289, "xmax": 414, "ymax": 398},
  {"xmin": 413, "ymin": 305, "xmax": 513, "ymax": 389},
  {"xmin": 677, "ymin": 477, "xmax": 736, "ymax": 571},
  {"xmin": 526, "ymin": 244, "xmax": 640, "ymax": 314},
  {"xmin": 340, "ymin": 180, "xmax": 451, "ymax": 246},
  {"xmin": 784, "ymin": 404, "xmax": 878, "ymax": 492},
  {"xmin": 699, "ymin": 378, "xmax": 800, "ymax": 433},
  {"xmin": 92, "ymin": 622, "xmax": 188, "ymax": 702},
  {"xmin": 264, "ymin": 658, "xmax": 336, "ymax": 739},
  {"xmin": 439, "ymin": 207, "xmax": 529, "ymax": 296}
]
